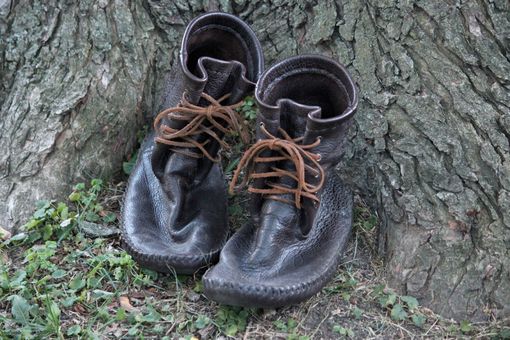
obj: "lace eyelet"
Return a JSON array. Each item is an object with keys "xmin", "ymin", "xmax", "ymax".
[
  {"xmin": 316, "ymin": 136, "xmax": 322, "ymax": 142},
  {"xmin": 259, "ymin": 122, "xmax": 265, "ymax": 127},
  {"xmin": 316, "ymin": 153, "xmax": 322, "ymax": 161}
]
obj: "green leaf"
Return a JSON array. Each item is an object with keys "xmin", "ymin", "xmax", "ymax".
[
  {"xmin": 10, "ymin": 270, "xmax": 27, "ymax": 287},
  {"xmin": 102, "ymin": 212, "xmax": 117, "ymax": 224},
  {"xmin": 42, "ymin": 224, "xmax": 54, "ymax": 240},
  {"xmin": 85, "ymin": 211, "xmax": 100, "ymax": 222},
  {"xmin": 193, "ymin": 281, "xmax": 204, "ymax": 293},
  {"xmin": 401, "ymin": 295, "xmax": 419, "ymax": 310},
  {"xmin": 9, "ymin": 232, "xmax": 27, "ymax": 242},
  {"xmin": 36, "ymin": 200, "xmax": 51, "ymax": 210},
  {"xmin": 79, "ymin": 220, "xmax": 119, "ymax": 238},
  {"xmin": 67, "ymin": 325, "xmax": 81, "ymax": 336},
  {"xmin": 0, "ymin": 272, "xmax": 9, "ymax": 289},
  {"xmin": 162, "ymin": 313, "xmax": 174, "ymax": 322},
  {"xmin": 74, "ymin": 183, "xmax": 86, "ymax": 191},
  {"xmin": 386, "ymin": 293, "xmax": 397, "ymax": 306},
  {"xmin": 274, "ymin": 320, "xmax": 287, "ymax": 331},
  {"xmin": 33, "ymin": 208, "xmax": 47, "ymax": 219},
  {"xmin": 372, "ymin": 284, "xmax": 386, "ymax": 296},
  {"xmin": 379, "ymin": 292, "xmax": 397, "ymax": 307},
  {"xmin": 62, "ymin": 296, "xmax": 77, "ymax": 307},
  {"xmin": 87, "ymin": 276, "xmax": 101, "ymax": 288},
  {"xmin": 341, "ymin": 292, "xmax": 351, "ymax": 302},
  {"xmin": 333, "ymin": 325, "xmax": 347, "ymax": 335},
  {"xmin": 69, "ymin": 275, "xmax": 86, "ymax": 291},
  {"xmin": 48, "ymin": 301, "xmax": 61, "ymax": 319},
  {"xmin": 91, "ymin": 178, "xmax": 103, "ymax": 188},
  {"xmin": 499, "ymin": 328, "xmax": 510, "ymax": 339},
  {"xmin": 60, "ymin": 218, "xmax": 72, "ymax": 227},
  {"xmin": 10, "ymin": 295, "xmax": 31, "ymax": 325},
  {"xmin": 195, "ymin": 315, "xmax": 210, "ymax": 329},
  {"xmin": 460, "ymin": 320, "xmax": 472, "ymax": 333},
  {"xmin": 447, "ymin": 325, "xmax": 458, "ymax": 333},
  {"xmin": 390, "ymin": 303, "xmax": 408, "ymax": 321},
  {"xmin": 287, "ymin": 318, "xmax": 298, "ymax": 330},
  {"xmin": 141, "ymin": 306, "xmax": 161, "ymax": 323},
  {"xmin": 352, "ymin": 306, "xmax": 362, "ymax": 320},
  {"xmin": 52, "ymin": 269, "xmax": 67, "ymax": 279},
  {"xmin": 68, "ymin": 192, "xmax": 81, "ymax": 202},
  {"xmin": 92, "ymin": 289, "xmax": 114, "ymax": 299},
  {"xmin": 57, "ymin": 202, "xmax": 68, "ymax": 214},
  {"xmin": 116, "ymin": 308, "xmax": 127, "ymax": 321},
  {"xmin": 412, "ymin": 314, "xmax": 426, "ymax": 327},
  {"xmin": 24, "ymin": 218, "xmax": 42, "ymax": 230},
  {"xmin": 128, "ymin": 325, "xmax": 138, "ymax": 336},
  {"xmin": 123, "ymin": 152, "xmax": 138, "ymax": 176},
  {"xmin": 226, "ymin": 324, "xmax": 238, "ymax": 336},
  {"xmin": 225, "ymin": 157, "xmax": 240, "ymax": 174}
]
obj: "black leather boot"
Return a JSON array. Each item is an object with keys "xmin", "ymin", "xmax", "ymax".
[
  {"xmin": 203, "ymin": 55, "xmax": 358, "ymax": 307},
  {"xmin": 122, "ymin": 12, "xmax": 263, "ymax": 274}
]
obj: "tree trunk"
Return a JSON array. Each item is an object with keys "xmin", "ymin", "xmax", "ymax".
[{"xmin": 1, "ymin": 0, "xmax": 509, "ymax": 321}]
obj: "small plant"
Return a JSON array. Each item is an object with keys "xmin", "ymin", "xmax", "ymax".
[
  {"xmin": 333, "ymin": 325, "xmax": 354, "ymax": 337},
  {"xmin": 372, "ymin": 285, "xmax": 427, "ymax": 327},
  {"xmin": 238, "ymin": 96, "xmax": 257, "ymax": 121},
  {"xmin": 274, "ymin": 318, "xmax": 308, "ymax": 339},
  {"xmin": 459, "ymin": 320, "xmax": 473, "ymax": 334},
  {"xmin": 354, "ymin": 205, "xmax": 378, "ymax": 232},
  {"xmin": 214, "ymin": 306, "xmax": 251, "ymax": 336},
  {"xmin": 324, "ymin": 272, "xmax": 358, "ymax": 295},
  {"xmin": 0, "ymin": 179, "xmax": 133, "ymax": 339},
  {"xmin": 352, "ymin": 205, "xmax": 378, "ymax": 253}
]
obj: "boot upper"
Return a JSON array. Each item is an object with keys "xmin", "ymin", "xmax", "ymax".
[
  {"xmin": 122, "ymin": 12, "xmax": 263, "ymax": 273},
  {"xmin": 204, "ymin": 55, "xmax": 358, "ymax": 307}
]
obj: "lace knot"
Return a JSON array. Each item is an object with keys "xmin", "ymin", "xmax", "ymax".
[
  {"xmin": 153, "ymin": 92, "xmax": 246, "ymax": 162},
  {"xmin": 205, "ymin": 105, "xmax": 215, "ymax": 118},
  {"xmin": 229, "ymin": 125, "xmax": 324, "ymax": 209}
]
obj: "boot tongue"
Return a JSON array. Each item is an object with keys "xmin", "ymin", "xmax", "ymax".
[
  {"xmin": 155, "ymin": 56, "xmax": 254, "ymax": 185},
  {"xmin": 276, "ymin": 99, "xmax": 321, "ymax": 138},
  {"xmin": 252, "ymin": 99, "xmax": 324, "ymax": 243},
  {"xmin": 192, "ymin": 56, "xmax": 254, "ymax": 104},
  {"xmin": 270, "ymin": 99, "xmax": 321, "ymax": 200}
]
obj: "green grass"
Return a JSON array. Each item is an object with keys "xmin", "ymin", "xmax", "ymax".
[{"xmin": 1, "ymin": 181, "xmax": 507, "ymax": 338}]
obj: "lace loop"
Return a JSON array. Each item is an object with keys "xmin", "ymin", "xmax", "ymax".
[
  {"xmin": 229, "ymin": 124, "xmax": 324, "ymax": 209},
  {"xmin": 153, "ymin": 92, "xmax": 249, "ymax": 162}
]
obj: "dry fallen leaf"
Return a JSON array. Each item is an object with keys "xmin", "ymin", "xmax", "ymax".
[
  {"xmin": 119, "ymin": 296, "xmax": 135, "ymax": 311},
  {"xmin": 0, "ymin": 226, "xmax": 11, "ymax": 240},
  {"xmin": 73, "ymin": 303, "xmax": 87, "ymax": 314}
]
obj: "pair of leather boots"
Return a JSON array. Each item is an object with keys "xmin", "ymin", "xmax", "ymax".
[{"xmin": 122, "ymin": 12, "xmax": 358, "ymax": 308}]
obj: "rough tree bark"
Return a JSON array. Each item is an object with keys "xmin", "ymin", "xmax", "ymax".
[{"xmin": 1, "ymin": 0, "xmax": 509, "ymax": 321}]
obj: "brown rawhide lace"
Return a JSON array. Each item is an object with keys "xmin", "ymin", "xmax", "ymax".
[
  {"xmin": 229, "ymin": 124, "xmax": 324, "ymax": 209},
  {"xmin": 154, "ymin": 92, "xmax": 249, "ymax": 162}
]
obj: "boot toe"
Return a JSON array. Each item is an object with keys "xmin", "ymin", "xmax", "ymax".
[
  {"xmin": 123, "ymin": 230, "xmax": 219, "ymax": 274},
  {"xmin": 203, "ymin": 259, "xmax": 335, "ymax": 308},
  {"xmin": 203, "ymin": 174, "xmax": 353, "ymax": 307},
  {"xmin": 121, "ymin": 146, "xmax": 227, "ymax": 274}
]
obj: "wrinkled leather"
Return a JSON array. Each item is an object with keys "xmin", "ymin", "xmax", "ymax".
[
  {"xmin": 203, "ymin": 55, "xmax": 358, "ymax": 307},
  {"xmin": 122, "ymin": 12, "xmax": 263, "ymax": 274}
]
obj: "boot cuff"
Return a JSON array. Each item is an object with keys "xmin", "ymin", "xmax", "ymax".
[{"xmin": 180, "ymin": 12, "xmax": 264, "ymax": 84}]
